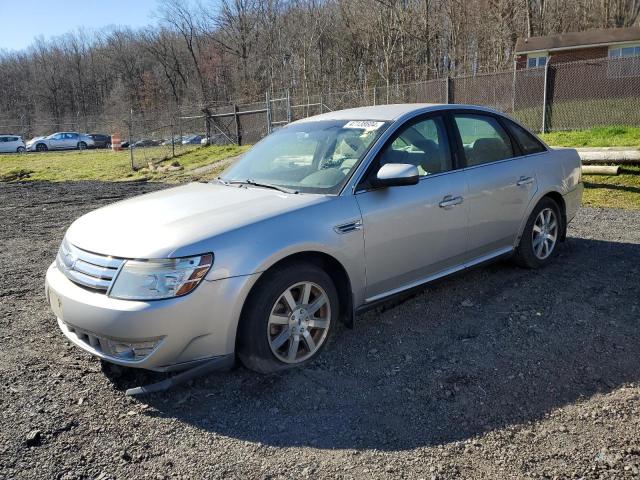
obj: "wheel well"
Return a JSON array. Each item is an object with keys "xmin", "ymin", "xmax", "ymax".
[
  {"xmin": 543, "ymin": 191, "xmax": 567, "ymax": 241},
  {"xmin": 246, "ymin": 252, "xmax": 354, "ymax": 328}
]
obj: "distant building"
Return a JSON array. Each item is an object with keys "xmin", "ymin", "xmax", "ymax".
[{"xmin": 515, "ymin": 27, "xmax": 640, "ymax": 70}]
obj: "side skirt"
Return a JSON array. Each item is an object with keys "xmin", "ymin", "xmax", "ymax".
[{"xmin": 355, "ymin": 246, "xmax": 513, "ymax": 315}]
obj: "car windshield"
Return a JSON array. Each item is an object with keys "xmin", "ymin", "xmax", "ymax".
[{"xmin": 219, "ymin": 120, "xmax": 389, "ymax": 194}]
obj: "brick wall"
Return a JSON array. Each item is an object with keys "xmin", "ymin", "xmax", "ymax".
[
  {"xmin": 549, "ymin": 46, "xmax": 608, "ymax": 64},
  {"xmin": 515, "ymin": 46, "xmax": 609, "ymax": 70}
]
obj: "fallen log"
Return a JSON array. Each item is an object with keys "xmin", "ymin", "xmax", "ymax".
[{"xmin": 581, "ymin": 165, "xmax": 620, "ymax": 175}]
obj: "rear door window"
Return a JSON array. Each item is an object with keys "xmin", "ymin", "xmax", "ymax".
[{"xmin": 453, "ymin": 114, "xmax": 515, "ymax": 167}]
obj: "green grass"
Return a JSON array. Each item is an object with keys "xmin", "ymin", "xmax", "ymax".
[
  {"xmin": 540, "ymin": 126, "xmax": 640, "ymax": 148},
  {"xmin": 0, "ymin": 145, "xmax": 248, "ymax": 183},
  {"xmin": 582, "ymin": 165, "xmax": 640, "ymax": 210}
]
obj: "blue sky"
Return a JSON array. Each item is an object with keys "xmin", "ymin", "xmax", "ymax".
[{"xmin": 0, "ymin": 0, "xmax": 160, "ymax": 52}]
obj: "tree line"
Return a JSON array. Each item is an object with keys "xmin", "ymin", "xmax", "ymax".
[{"xmin": 0, "ymin": 0, "xmax": 638, "ymax": 132}]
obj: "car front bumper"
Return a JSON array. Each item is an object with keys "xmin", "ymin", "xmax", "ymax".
[{"xmin": 45, "ymin": 262, "xmax": 258, "ymax": 371}]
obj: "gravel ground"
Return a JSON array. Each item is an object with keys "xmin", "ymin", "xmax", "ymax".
[{"xmin": 1, "ymin": 181, "xmax": 640, "ymax": 480}]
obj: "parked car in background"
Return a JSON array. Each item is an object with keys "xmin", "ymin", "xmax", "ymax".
[
  {"xmin": 201, "ymin": 134, "xmax": 228, "ymax": 146},
  {"xmin": 132, "ymin": 139, "xmax": 162, "ymax": 148},
  {"xmin": 161, "ymin": 136, "xmax": 184, "ymax": 146},
  {"xmin": 45, "ymin": 104, "xmax": 583, "ymax": 379},
  {"xmin": 26, "ymin": 132, "xmax": 95, "ymax": 152},
  {"xmin": 0, "ymin": 135, "xmax": 26, "ymax": 153},
  {"xmin": 182, "ymin": 134, "xmax": 203, "ymax": 145},
  {"xmin": 88, "ymin": 134, "xmax": 112, "ymax": 149}
]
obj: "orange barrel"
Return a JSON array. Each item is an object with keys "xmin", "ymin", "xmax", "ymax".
[{"xmin": 111, "ymin": 133, "xmax": 122, "ymax": 151}]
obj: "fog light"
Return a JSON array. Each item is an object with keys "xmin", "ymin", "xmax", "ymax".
[{"xmin": 106, "ymin": 338, "xmax": 162, "ymax": 360}]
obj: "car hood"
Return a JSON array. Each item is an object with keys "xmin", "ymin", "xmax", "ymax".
[
  {"xmin": 65, "ymin": 182, "xmax": 326, "ymax": 258},
  {"xmin": 27, "ymin": 136, "xmax": 45, "ymax": 144}
]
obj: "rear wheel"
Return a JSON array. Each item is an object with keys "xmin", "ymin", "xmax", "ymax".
[
  {"xmin": 237, "ymin": 263, "xmax": 338, "ymax": 373},
  {"xmin": 35, "ymin": 143, "xmax": 47, "ymax": 152},
  {"xmin": 77, "ymin": 141, "xmax": 87, "ymax": 150},
  {"xmin": 513, "ymin": 197, "xmax": 562, "ymax": 268},
  {"xmin": 16, "ymin": 146, "xmax": 25, "ymax": 154}
]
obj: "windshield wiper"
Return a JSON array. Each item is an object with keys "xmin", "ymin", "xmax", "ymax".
[{"xmin": 224, "ymin": 178, "xmax": 299, "ymax": 194}]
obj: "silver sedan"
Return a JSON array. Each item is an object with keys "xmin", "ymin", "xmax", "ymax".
[{"xmin": 45, "ymin": 104, "xmax": 583, "ymax": 377}]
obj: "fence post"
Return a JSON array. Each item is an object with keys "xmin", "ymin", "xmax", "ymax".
[
  {"xmin": 286, "ymin": 89, "xmax": 292, "ymax": 124},
  {"xmin": 542, "ymin": 60, "xmax": 550, "ymax": 133},
  {"xmin": 265, "ymin": 91, "xmax": 272, "ymax": 135},
  {"xmin": 234, "ymin": 104, "xmax": 241, "ymax": 145},
  {"xmin": 129, "ymin": 108, "xmax": 135, "ymax": 171},
  {"xmin": 446, "ymin": 77, "xmax": 453, "ymax": 104},
  {"xmin": 171, "ymin": 123, "xmax": 175, "ymax": 158},
  {"xmin": 203, "ymin": 109, "xmax": 211, "ymax": 146},
  {"xmin": 373, "ymin": 86, "xmax": 377, "ymax": 106}
]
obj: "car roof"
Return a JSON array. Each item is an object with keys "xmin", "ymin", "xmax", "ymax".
[{"xmin": 292, "ymin": 103, "xmax": 504, "ymax": 123}]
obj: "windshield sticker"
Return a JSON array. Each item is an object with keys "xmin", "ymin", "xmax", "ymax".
[{"xmin": 343, "ymin": 121, "xmax": 385, "ymax": 131}]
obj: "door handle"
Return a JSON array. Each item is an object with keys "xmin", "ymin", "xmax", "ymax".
[
  {"xmin": 517, "ymin": 176, "xmax": 535, "ymax": 186},
  {"xmin": 439, "ymin": 195, "xmax": 464, "ymax": 208}
]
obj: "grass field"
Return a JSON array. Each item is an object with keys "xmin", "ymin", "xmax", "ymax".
[
  {"xmin": 540, "ymin": 126, "xmax": 640, "ymax": 148},
  {"xmin": 582, "ymin": 165, "xmax": 640, "ymax": 210},
  {"xmin": 0, "ymin": 145, "xmax": 248, "ymax": 183}
]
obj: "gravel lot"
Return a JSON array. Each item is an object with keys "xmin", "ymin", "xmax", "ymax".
[{"xmin": 1, "ymin": 181, "xmax": 640, "ymax": 479}]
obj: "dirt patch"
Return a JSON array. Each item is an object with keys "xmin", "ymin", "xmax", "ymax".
[{"xmin": 1, "ymin": 181, "xmax": 639, "ymax": 479}]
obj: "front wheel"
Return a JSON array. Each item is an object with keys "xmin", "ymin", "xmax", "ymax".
[
  {"xmin": 513, "ymin": 197, "xmax": 562, "ymax": 268},
  {"xmin": 77, "ymin": 141, "xmax": 87, "ymax": 150},
  {"xmin": 17, "ymin": 146, "xmax": 25, "ymax": 154},
  {"xmin": 35, "ymin": 143, "xmax": 47, "ymax": 152},
  {"xmin": 237, "ymin": 263, "xmax": 338, "ymax": 373}
]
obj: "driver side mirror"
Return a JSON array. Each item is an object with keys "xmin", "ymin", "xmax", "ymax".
[{"xmin": 372, "ymin": 163, "xmax": 420, "ymax": 187}]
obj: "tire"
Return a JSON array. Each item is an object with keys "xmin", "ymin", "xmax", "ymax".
[
  {"xmin": 237, "ymin": 262, "xmax": 339, "ymax": 374},
  {"xmin": 16, "ymin": 146, "xmax": 25, "ymax": 154},
  {"xmin": 35, "ymin": 143, "xmax": 47, "ymax": 152},
  {"xmin": 77, "ymin": 141, "xmax": 87, "ymax": 150},
  {"xmin": 513, "ymin": 197, "xmax": 562, "ymax": 269}
]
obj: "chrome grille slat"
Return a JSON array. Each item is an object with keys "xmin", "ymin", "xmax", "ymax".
[
  {"xmin": 72, "ymin": 259, "xmax": 118, "ymax": 280},
  {"xmin": 64, "ymin": 269, "xmax": 112, "ymax": 291},
  {"xmin": 57, "ymin": 239, "xmax": 124, "ymax": 293},
  {"xmin": 61, "ymin": 241, "xmax": 124, "ymax": 269}
]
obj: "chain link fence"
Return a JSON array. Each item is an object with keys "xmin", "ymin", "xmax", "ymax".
[{"xmin": 2, "ymin": 54, "xmax": 639, "ymax": 169}]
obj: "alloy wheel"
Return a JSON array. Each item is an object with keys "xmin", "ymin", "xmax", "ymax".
[
  {"xmin": 532, "ymin": 207, "xmax": 558, "ymax": 260},
  {"xmin": 267, "ymin": 281, "xmax": 331, "ymax": 364}
]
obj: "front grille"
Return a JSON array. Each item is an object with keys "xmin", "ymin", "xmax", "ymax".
[{"xmin": 56, "ymin": 239, "xmax": 124, "ymax": 293}]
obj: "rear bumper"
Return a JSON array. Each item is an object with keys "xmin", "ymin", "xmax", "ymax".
[
  {"xmin": 563, "ymin": 182, "xmax": 584, "ymax": 224},
  {"xmin": 45, "ymin": 262, "xmax": 258, "ymax": 371}
]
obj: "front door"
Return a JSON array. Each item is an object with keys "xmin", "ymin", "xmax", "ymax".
[
  {"xmin": 355, "ymin": 114, "xmax": 469, "ymax": 301},
  {"xmin": 49, "ymin": 133, "xmax": 65, "ymax": 150}
]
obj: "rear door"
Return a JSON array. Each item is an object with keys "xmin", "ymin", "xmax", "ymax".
[
  {"xmin": 355, "ymin": 114, "xmax": 469, "ymax": 301},
  {"xmin": 0, "ymin": 137, "xmax": 8, "ymax": 153},
  {"xmin": 450, "ymin": 111, "xmax": 538, "ymax": 258},
  {"xmin": 64, "ymin": 133, "xmax": 79, "ymax": 149}
]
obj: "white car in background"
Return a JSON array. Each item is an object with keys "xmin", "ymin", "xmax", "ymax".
[
  {"xmin": 0, "ymin": 135, "xmax": 26, "ymax": 153},
  {"xmin": 26, "ymin": 132, "xmax": 95, "ymax": 152}
]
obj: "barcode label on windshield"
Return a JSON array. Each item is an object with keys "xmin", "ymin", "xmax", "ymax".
[{"xmin": 343, "ymin": 121, "xmax": 385, "ymax": 130}]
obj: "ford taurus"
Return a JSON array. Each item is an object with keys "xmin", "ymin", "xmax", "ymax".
[{"xmin": 45, "ymin": 104, "xmax": 583, "ymax": 381}]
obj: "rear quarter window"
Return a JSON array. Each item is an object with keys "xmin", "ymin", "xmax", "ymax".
[{"xmin": 504, "ymin": 119, "xmax": 546, "ymax": 155}]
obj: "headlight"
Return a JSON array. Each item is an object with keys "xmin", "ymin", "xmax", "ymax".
[{"xmin": 109, "ymin": 254, "xmax": 213, "ymax": 300}]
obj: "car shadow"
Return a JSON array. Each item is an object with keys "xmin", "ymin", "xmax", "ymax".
[
  {"xmin": 105, "ymin": 236, "xmax": 640, "ymax": 451},
  {"xmin": 584, "ymin": 181, "xmax": 640, "ymax": 194}
]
